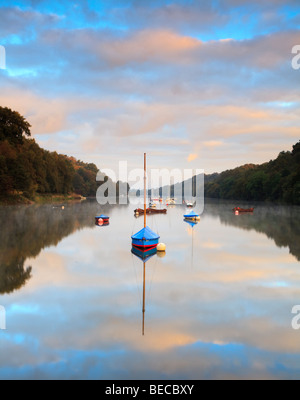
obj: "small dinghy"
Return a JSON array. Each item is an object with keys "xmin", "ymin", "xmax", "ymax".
[
  {"xmin": 95, "ymin": 215, "xmax": 110, "ymax": 226},
  {"xmin": 183, "ymin": 210, "xmax": 200, "ymax": 221}
]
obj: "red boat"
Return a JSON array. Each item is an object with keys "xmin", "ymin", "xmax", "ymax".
[
  {"xmin": 134, "ymin": 208, "xmax": 167, "ymax": 215},
  {"xmin": 233, "ymin": 207, "xmax": 254, "ymax": 213},
  {"xmin": 95, "ymin": 220, "xmax": 109, "ymax": 227},
  {"xmin": 95, "ymin": 215, "xmax": 110, "ymax": 225}
]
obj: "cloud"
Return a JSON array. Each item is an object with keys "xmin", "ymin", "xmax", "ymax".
[
  {"xmin": 39, "ymin": 26, "xmax": 300, "ymax": 72},
  {"xmin": 0, "ymin": 1, "xmax": 299, "ymax": 174},
  {"xmin": 97, "ymin": 29, "xmax": 200, "ymax": 67},
  {"xmin": 187, "ymin": 153, "xmax": 198, "ymax": 162},
  {"xmin": 39, "ymin": 27, "xmax": 201, "ymax": 70},
  {"xmin": 0, "ymin": 6, "xmax": 60, "ymax": 39},
  {"xmin": 204, "ymin": 141, "xmax": 223, "ymax": 148}
]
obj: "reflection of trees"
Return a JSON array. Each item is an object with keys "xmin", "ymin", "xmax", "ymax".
[
  {"xmin": 0, "ymin": 200, "xmax": 120, "ymax": 294},
  {"xmin": 204, "ymin": 199, "xmax": 300, "ymax": 261},
  {"xmin": 0, "ymin": 258, "xmax": 32, "ymax": 294}
]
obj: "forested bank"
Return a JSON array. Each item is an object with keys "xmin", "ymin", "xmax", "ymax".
[
  {"xmin": 0, "ymin": 107, "xmax": 127, "ymax": 204},
  {"xmin": 205, "ymin": 141, "xmax": 300, "ymax": 205}
]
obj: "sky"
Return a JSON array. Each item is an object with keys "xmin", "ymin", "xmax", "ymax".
[{"xmin": 0, "ymin": 0, "xmax": 299, "ymax": 177}]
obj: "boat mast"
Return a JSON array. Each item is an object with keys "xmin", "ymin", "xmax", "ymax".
[
  {"xmin": 144, "ymin": 153, "xmax": 147, "ymax": 229},
  {"xmin": 143, "ymin": 154, "xmax": 146, "ymax": 335},
  {"xmin": 142, "ymin": 261, "xmax": 146, "ymax": 336}
]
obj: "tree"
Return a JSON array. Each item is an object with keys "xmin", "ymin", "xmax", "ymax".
[
  {"xmin": 204, "ymin": 142, "xmax": 300, "ymax": 204},
  {"xmin": 0, "ymin": 107, "xmax": 31, "ymax": 144},
  {"xmin": 292, "ymin": 141, "xmax": 300, "ymax": 164},
  {"xmin": 292, "ymin": 141, "xmax": 300, "ymax": 156}
]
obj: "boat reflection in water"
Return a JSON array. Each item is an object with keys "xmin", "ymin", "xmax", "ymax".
[
  {"xmin": 184, "ymin": 218, "xmax": 199, "ymax": 267},
  {"xmin": 95, "ymin": 220, "xmax": 110, "ymax": 227},
  {"xmin": 184, "ymin": 219, "xmax": 198, "ymax": 228},
  {"xmin": 131, "ymin": 246, "xmax": 157, "ymax": 336}
]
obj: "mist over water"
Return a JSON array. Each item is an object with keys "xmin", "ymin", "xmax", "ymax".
[{"xmin": 0, "ymin": 199, "xmax": 300, "ymax": 379}]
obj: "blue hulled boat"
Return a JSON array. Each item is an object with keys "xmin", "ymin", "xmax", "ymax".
[
  {"xmin": 131, "ymin": 226, "xmax": 160, "ymax": 251},
  {"xmin": 183, "ymin": 210, "xmax": 200, "ymax": 221},
  {"xmin": 131, "ymin": 153, "xmax": 160, "ymax": 252}
]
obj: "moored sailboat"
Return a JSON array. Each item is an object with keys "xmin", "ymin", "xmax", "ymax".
[
  {"xmin": 131, "ymin": 226, "xmax": 160, "ymax": 251},
  {"xmin": 95, "ymin": 214, "xmax": 110, "ymax": 226},
  {"xmin": 131, "ymin": 154, "xmax": 160, "ymax": 251},
  {"xmin": 184, "ymin": 210, "xmax": 200, "ymax": 221}
]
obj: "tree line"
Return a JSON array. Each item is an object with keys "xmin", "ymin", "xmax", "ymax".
[
  {"xmin": 0, "ymin": 107, "xmax": 128, "ymax": 201},
  {"xmin": 205, "ymin": 142, "xmax": 300, "ymax": 205}
]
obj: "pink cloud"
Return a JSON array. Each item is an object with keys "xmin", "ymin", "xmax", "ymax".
[{"xmin": 187, "ymin": 153, "xmax": 198, "ymax": 162}]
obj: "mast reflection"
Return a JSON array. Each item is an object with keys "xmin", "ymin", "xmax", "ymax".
[
  {"xmin": 131, "ymin": 247, "xmax": 157, "ymax": 336},
  {"xmin": 184, "ymin": 218, "xmax": 198, "ymax": 266}
]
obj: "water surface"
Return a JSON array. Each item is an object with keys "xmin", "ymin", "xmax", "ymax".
[{"xmin": 0, "ymin": 199, "xmax": 300, "ymax": 380}]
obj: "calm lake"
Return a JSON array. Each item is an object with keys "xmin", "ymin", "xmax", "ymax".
[{"xmin": 0, "ymin": 199, "xmax": 300, "ymax": 380}]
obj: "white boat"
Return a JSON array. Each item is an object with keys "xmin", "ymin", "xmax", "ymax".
[{"xmin": 166, "ymin": 198, "xmax": 176, "ymax": 205}]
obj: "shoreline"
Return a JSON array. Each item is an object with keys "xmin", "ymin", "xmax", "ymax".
[{"xmin": 0, "ymin": 193, "xmax": 87, "ymax": 206}]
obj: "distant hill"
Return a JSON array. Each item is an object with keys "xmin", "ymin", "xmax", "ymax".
[
  {"xmin": 205, "ymin": 142, "xmax": 300, "ymax": 204},
  {"xmin": 156, "ymin": 142, "xmax": 300, "ymax": 205},
  {"xmin": 0, "ymin": 106, "xmax": 128, "ymax": 203}
]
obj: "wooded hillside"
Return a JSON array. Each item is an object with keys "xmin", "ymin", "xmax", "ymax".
[
  {"xmin": 0, "ymin": 106, "xmax": 125, "ymax": 202},
  {"xmin": 205, "ymin": 142, "xmax": 300, "ymax": 204}
]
